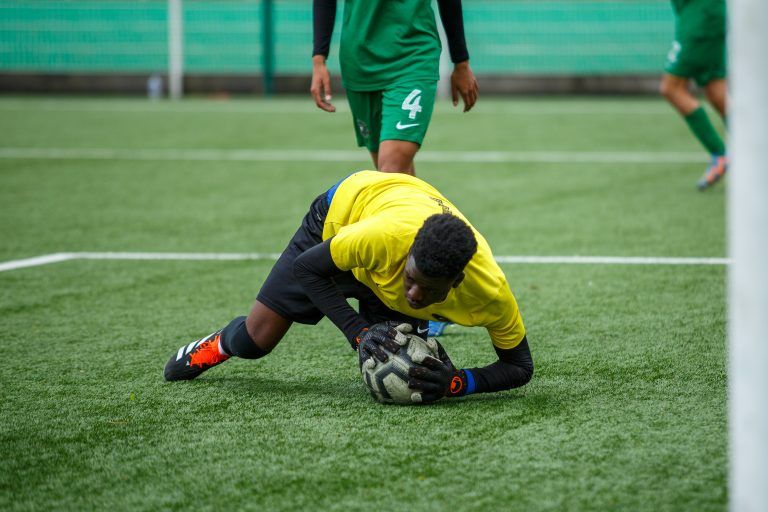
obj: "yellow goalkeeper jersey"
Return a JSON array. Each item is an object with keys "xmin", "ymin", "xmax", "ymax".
[{"xmin": 323, "ymin": 171, "xmax": 525, "ymax": 349}]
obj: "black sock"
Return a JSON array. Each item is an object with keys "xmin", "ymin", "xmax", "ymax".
[{"xmin": 219, "ymin": 316, "xmax": 269, "ymax": 359}]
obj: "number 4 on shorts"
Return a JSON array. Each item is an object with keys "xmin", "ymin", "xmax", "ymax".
[{"xmin": 402, "ymin": 89, "xmax": 423, "ymax": 120}]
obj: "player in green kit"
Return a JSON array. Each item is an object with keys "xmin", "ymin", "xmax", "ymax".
[
  {"xmin": 660, "ymin": 0, "xmax": 728, "ymax": 190},
  {"xmin": 310, "ymin": 0, "xmax": 478, "ymax": 176}
]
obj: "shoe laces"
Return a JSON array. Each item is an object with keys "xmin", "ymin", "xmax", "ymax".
[{"xmin": 189, "ymin": 335, "xmax": 229, "ymax": 369}]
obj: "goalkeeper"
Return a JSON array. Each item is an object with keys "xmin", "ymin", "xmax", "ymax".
[{"xmin": 163, "ymin": 171, "xmax": 533, "ymax": 402}]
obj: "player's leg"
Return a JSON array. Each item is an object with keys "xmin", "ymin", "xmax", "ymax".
[
  {"xmin": 695, "ymin": 8, "xmax": 727, "ymax": 122},
  {"xmin": 163, "ymin": 303, "xmax": 291, "ymax": 382},
  {"xmin": 705, "ymin": 78, "xmax": 727, "ymax": 119},
  {"xmin": 662, "ymin": 37, "xmax": 725, "ymax": 152},
  {"xmin": 693, "ymin": 34, "xmax": 728, "ymax": 190},
  {"xmin": 164, "ymin": 193, "xmax": 332, "ymax": 381},
  {"xmin": 346, "ymin": 89, "xmax": 382, "ymax": 170},
  {"xmin": 663, "ymin": 36, "xmax": 727, "ymax": 189},
  {"xmin": 665, "ymin": 85, "xmax": 727, "ymax": 189},
  {"xmin": 659, "ymin": 73, "xmax": 699, "ymax": 115},
  {"xmin": 659, "ymin": 72, "xmax": 725, "ymax": 157},
  {"xmin": 660, "ymin": 74, "xmax": 726, "ymax": 188},
  {"xmin": 243, "ymin": 301, "xmax": 292, "ymax": 353},
  {"xmin": 378, "ymin": 81, "xmax": 437, "ymax": 176},
  {"xmin": 368, "ymin": 147, "xmax": 417, "ymax": 175},
  {"xmin": 377, "ymin": 140, "xmax": 418, "ymax": 175}
]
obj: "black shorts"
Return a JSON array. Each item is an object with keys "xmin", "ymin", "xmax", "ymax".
[{"xmin": 257, "ymin": 190, "xmax": 424, "ymax": 330}]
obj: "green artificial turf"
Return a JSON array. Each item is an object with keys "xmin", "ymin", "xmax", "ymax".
[{"xmin": 0, "ymin": 96, "xmax": 726, "ymax": 511}]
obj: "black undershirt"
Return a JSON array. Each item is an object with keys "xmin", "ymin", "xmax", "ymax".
[
  {"xmin": 293, "ymin": 238, "xmax": 368, "ymax": 343},
  {"xmin": 312, "ymin": 0, "xmax": 336, "ymax": 58},
  {"xmin": 467, "ymin": 338, "xmax": 534, "ymax": 393}
]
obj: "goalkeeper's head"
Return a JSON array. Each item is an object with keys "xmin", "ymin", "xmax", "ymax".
[{"xmin": 403, "ymin": 214, "xmax": 478, "ymax": 309}]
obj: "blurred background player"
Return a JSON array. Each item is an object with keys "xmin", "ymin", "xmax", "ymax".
[
  {"xmin": 164, "ymin": 171, "xmax": 533, "ymax": 403},
  {"xmin": 310, "ymin": 0, "xmax": 478, "ymax": 176},
  {"xmin": 659, "ymin": 0, "xmax": 728, "ymax": 190}
]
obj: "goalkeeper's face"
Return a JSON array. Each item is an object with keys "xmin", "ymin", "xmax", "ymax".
[{"xmin": 403, "ymin": 255, "xmax": 464, "ymax": 310}]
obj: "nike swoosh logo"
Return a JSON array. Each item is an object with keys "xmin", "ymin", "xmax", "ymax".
[
  {"xmin": 416, "ymin": 327, "xmax": 429, "ymax": 334},
  {"xmin": 396, "ymin": 121, "xmax": 420, "ymax": 130}
]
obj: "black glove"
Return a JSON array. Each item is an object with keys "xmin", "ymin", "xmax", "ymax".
[
  {"xmin": 408, "ymin": 340, "xmax": 467, "ymax": 402},
  {"xmin": 355, "ymin": 321, "xmax": 406, "ymax": 364},
  {"xmin": 433, "ymin": 338, "xmax": 454, "ymax": 368}
]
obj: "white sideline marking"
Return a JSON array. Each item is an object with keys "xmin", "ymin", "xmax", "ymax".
[
  {"xmin": 0, "ymin": 252, "xmax": 730, "ymax": 273},
  {"xmin": 0, "ymin": 147, "xmax": 706, "ymax": 164},
  {"xmin": 494, "ymin": 255, "xmax": 729, "ymax": 265},
  {"xmin": 0, "ymin": 253, "xmax": 77, "ymax": 272},
  {"xmin": 76, "ymin": 251, "xmax": 283, "ymax": 261},
  {"xmin": 0, "ymin": 100, "xmax": 676, "ymax": 116}
]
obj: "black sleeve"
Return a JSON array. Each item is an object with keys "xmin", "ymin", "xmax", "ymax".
[
  {"xmin": 466, "ymin": 337, "xmax": 534, "ymax": 394},
  {"xmin": 293, "ymin": 238, "xmax": 369, "ymax": 344},
  {"xmin": 436, "ymin": 0, "xmax": 470, "ymax": 63},
  {"xmin": 313, "ymin": 0, "xmax": 337, "ymax": 58}
]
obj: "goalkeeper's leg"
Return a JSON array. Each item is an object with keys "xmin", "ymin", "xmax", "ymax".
[
  {"xmin": 164, "ymin": 191, "xmax": 326, "ymax": 381},
  {"xmin": 163, "ymin": 301, "xmax": 290, "ymax": 381}
]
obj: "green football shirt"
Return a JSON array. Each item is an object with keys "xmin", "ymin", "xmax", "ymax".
[
  {"xmin": 339, "ymin": 0, "xmax": 441, "ymax": 91},
  {"xmin": 671, "ymin": 0, "xmax": 726, "ymax": 41}
]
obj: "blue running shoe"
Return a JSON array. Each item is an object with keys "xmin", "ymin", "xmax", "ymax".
[
  {"xmin": 428, "ymin": 321, "xmax": 452, "ymax": 337},
  {"xmin": 697, "ymin": 155, "xmax": 727, "ymax": 191}
]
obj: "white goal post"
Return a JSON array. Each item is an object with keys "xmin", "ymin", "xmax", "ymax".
[
  {"xmin": 168, "ymin": 0, "xmax": 184, "ymax": 99},
  {"xmin": 728, "ymin": 0, "xmax": 768, "ymax": 510}
]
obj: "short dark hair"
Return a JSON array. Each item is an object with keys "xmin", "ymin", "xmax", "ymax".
[{"xmin": 411, "ymin": 214, "xmax": 477, "ymax": 278}]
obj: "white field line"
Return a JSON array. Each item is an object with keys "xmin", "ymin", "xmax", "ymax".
[
  {"xmin": 77, "ymin": 251, "xmax": 283, "ymax": 261},
  {"xmin": 0, "ymin": 253, "xmax": 77, "ymax": 272},
  {"xmin": 0, "ymin": 252, "xmax": 730, "ymax": 273},
  {"xmin": 0, "ymin": 100, "xmax": 676, "ymax": 115},
  {"xmin": 494, "ymin": 255, "xmax": 730, "ymax": 265},
  {"xmin": 0, "ymin": 147, "xmax": 706, "ymax": 164}
]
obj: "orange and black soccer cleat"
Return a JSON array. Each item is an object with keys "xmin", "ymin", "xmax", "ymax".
[
  {"xmin": 697, "ymin": 155, "xmax": 727, "ymax": 191},
  {"xmin": 164, "ymin": 331, "xmax": 230, "ymax": 381}
]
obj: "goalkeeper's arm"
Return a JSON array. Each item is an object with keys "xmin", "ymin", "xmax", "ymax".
[
  {"xmin": 460, "ymin": 337, "xmax": 534, "ymax": 395},
  {"xmin": 409, "ymin": 337, "xmax": 533, "ymax": 401},
  {"xmin": 293, "ymin": 238, "xmax": 369, "ymax": 345}
]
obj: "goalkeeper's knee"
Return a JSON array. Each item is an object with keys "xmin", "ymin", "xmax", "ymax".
[{"xmin": 219, "ymin": 316, "xmax": 269, "ymax": 359}]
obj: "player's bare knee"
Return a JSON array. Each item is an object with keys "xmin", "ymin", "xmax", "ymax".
[
  {"xmin": 659, "ymin": 80, "xmax": 670, "ymax": 99},
  {"xmin": 659, "ymin": 78, "xmax": 677, "ymax": 100}
]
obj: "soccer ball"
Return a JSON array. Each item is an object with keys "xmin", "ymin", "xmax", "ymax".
[{"xmin": 360, "ymin": 329, "xmax": 439, "ymax": 404}]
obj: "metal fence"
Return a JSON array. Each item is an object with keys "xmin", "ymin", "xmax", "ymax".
[{"xmin": 0, "ymin": 0, "xmax": 674, "ymax": 75}]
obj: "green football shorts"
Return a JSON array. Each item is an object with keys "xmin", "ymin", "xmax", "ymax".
[
  {"xmin": 664, "ymin": 36, "xmax": 726, "ymax": 86},
  {"xmin": 346, "ymin": 80, "xmax": 438, "ymax": 152}
]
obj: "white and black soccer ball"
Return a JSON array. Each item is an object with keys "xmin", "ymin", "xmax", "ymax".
[{"xmin": 360, "ymin": 327, "xmax": 439, "ymax": 404}]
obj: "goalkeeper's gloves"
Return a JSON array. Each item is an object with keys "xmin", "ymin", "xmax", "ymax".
[
  {"xmin": 407, "ymin": 339, "xmax": 468, "ymax": 402},
  {"xmin": 354, "ymin": 321, "xmax": 409, "ymax": 364}
]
